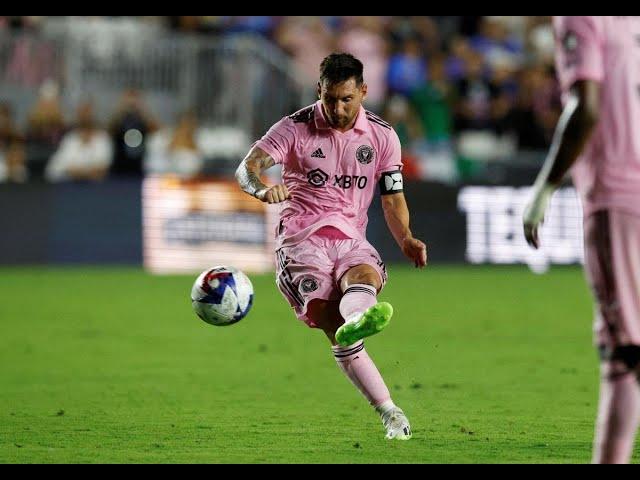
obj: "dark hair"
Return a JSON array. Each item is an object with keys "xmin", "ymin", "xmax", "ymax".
[{"xmin": 319, "ymin": 53, "xmax": 364, "ymax": 87}]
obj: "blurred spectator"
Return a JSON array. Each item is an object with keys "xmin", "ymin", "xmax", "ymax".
[
  {"xmin": 445, "ymin": 36, "xmax": 474, "ymax": 82},
  {"xmin": 25, "ymin": 80, "xmax": 66, "ymax": 179},
  {"xmin": 526, "ymin": 16, "xmax": 555, "ymax": 65},
  {"xmin": 488, "ymin": 60, "xmax": 519, "ymax": 135},
  {"xmin": 469, "ymin": 17, "xmax": 524, "ymax": 72},
  {"xmin": 382, "ymin": 95, "xmax": 423, "ymax": 181},
  {"xmin": 535, "ymin": 65, "xmax": 562, "ymax": 142},
  {"xmin": 5, "ymin": 28, "xmax": 58, "ymax": 89},
  {"xmin": 275, "ymin": 17, "xmax": 334, "ymax": 84},
  {"xmin": 169, "ymin": 16, "xmax": 228, "ymax": 34},
  {"xmin": 338, "ymin": 16, "xmax": 389, "ymax": 114},
  {"xmin": 454, "ymin": 52, "xmax": 518, "ymax": 178},
  {"xmin": 454, "ymin": 53, "xmax": 496, "ymax": 131},
  {"xmin": 410, "ymin": 56, "xmax": 455, "ymax": 144},
  {"xmin": 0, "ymin": 103, "xmax": 27, "ymax": 183},
  {"xmin": 408, "ymin": 16, "xmax": 441, "ymax": 57},
  {"xmin": 505, "ymin": 65, "xmax": 561, "ymax": 150},
  {"xmin": 0, "ymin": 16, "xmax": 45, "ymax": 30},
  {"xmin": 431, "ymin": 16, "xmax": 463, "ymax": 42},
  {"xmin": 109, "ymin": 89, "xmax": 159, "ymax": 178},
  {"xmin": 45, "ymin": 101, "xmax": 112, "ymax": 182},
  {"xmin": 387, "ymin": 16, "xmax": 440, "ymax": 55},
  {"xmin": 485, "ymin": 16, "xmax": 528, "ymax": 43},
  {"xmin": 409, "ymin": 56, "xmax": 458, "ymax": 183},
  {"xmin": 387, "ymin": 36, "xmax": 428, "ymax": 96},
  {"xmin": 225, "ymin": 16, "xmax": 277, "ymax": 38},
  {"xmin": 458, "ymin": 16, "xmax": 483, "ymax": 37},
  {"xmin": 384, "ymin": 95, "xmax": 424, "ymax": 150},
  {"xmin": 146, "ymin": 111, "xmax": 204, "ymax": 179},
  {"xmin": 387, "ymin": 16, "xmax": 414, "ymax": 49}
]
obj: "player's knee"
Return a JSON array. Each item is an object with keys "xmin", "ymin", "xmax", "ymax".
[
  {"xmin": 600, "ymin": 345, "xmax": 640, "ymax": 381},
  {"xmin": 341, "ymin": 265, "xmax": 381, "ymax": 291},
  {"xmin": 611, "ymin": 346, "xmax": 640, "ymax": 370}
]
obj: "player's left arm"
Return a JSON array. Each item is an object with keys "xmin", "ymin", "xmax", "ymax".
[
  {"xmin": 523, "ymin": 79, "xmax": 600, "ymax": 248},
  {"xmin": 381, "ymin": 188, "xmax": 427, "ymax": 269}
]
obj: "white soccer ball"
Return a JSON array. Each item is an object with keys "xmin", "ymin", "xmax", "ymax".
[{"xmin": 191, "ymin": 266, "xmax": 254, "ymax": 326}]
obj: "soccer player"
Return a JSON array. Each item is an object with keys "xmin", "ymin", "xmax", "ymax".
[
  {"xmin": 523, "ymin": 17, "xmax": 640, "ymax": 464},
  {"xmin": 236, "ymin": 53, "xmax": 427, "ymax": 440}
]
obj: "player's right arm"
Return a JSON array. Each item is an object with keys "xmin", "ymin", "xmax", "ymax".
[
  {"xmin": 381, "ymin": 191, "xmax": 427, "ymax": 269},
  {"xmin": 523, "ymin": 16, "xmax": 603, "ymax": 249},
  {"xmin": 523, "ymin": 80, "xmax": 600, "ymax": 248},
  {"xmin": 235, "ymin": 147, "xmax": 290, "ymax": 204}
]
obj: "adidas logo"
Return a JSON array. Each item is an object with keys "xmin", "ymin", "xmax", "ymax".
[{"xmin": 311, "ymin": 148, "xmax": 326, "ymax": 159}]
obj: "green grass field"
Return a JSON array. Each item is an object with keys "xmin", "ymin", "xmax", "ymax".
[{"xmin": 0, "ymin": 265, "xmax": 635, "ymax": 464}]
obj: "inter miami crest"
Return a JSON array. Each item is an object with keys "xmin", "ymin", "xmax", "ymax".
[
  {"xmin": 562, "ymin": 30, "xmax": 581, "ymax": 68},
  {"xmin": 356, "ymin": 145, "xmax": 376, "ymax": 165},
  {"xmin": 300, "ymin": 277, "xmax": 319, "ymax": 294},
  {"xmin": 563, "ymin": 31, "xmax": 578, "ymax": 52}
]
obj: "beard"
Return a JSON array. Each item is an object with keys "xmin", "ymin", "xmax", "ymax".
[{"xmin": 329, "ymin": 115, "xmax": 350, "ymax": 128}]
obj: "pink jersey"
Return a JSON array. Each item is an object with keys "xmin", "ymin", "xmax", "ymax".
[
  {"xmin": 255, "ymin": 101, "xmax": 403, "ymax": 248},
  {"xmin": 554, "ymin": 16, "xmax": 640, "ymax": 218}
]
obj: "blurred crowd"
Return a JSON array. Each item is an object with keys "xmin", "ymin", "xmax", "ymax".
[{"xmin": 0, "ymin": 16, "xmax": 561, "ymax": 185}]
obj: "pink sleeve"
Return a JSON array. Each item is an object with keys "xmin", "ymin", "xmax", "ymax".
[
  {"xmin": 554, "ymin": 16, "xmax": 605, "ymax": 87},
  {"xmin": 377, "ymin": 128, "xmax": 403, "ymax": 174},
  {"xmin": 254, "ymin": 117, "xmax": 296, "ymax": 165}
]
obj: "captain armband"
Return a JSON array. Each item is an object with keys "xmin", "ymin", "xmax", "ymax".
[{"xmin": 379, "ymin": 170, "xmax": 404, "ymax": 195}]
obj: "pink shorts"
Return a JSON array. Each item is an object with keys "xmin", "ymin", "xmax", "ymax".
[
  {"xmin": 584, "ymin": 210, "xmax": 640, "ymax": 351},
  {"xmin": 275, "ymin": 227, "xmax": 387, "ymax": 328}
]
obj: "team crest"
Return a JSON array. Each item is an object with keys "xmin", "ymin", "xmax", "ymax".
[
  {"xmin": 356, "ymin": 145, "xmax": 376, "ymax": 165},
  {"xmin": 563, "ymin": 31, "xmax": 578, "ymax": 52},
  {"xmin": 562, "ymin": 30, "xmax": 581, "ymax": 68},
  {"xmin": 300, "ymin": 277, "xmax": 319, "ymax": 294}
]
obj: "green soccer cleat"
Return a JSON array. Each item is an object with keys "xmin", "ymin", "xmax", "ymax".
[{"xmin": 335, "ymin": 302, "xmax": 394, "ymax": 347}]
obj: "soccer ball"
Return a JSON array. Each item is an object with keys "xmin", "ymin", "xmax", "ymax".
[{"xmin": 191, "ymin": 266, "xmax": 254, "ymax": 326}]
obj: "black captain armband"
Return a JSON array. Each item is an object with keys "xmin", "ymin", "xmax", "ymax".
[{"xmin": 379, "ymin": 170, "xmax": 404, "ymax": 195}]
